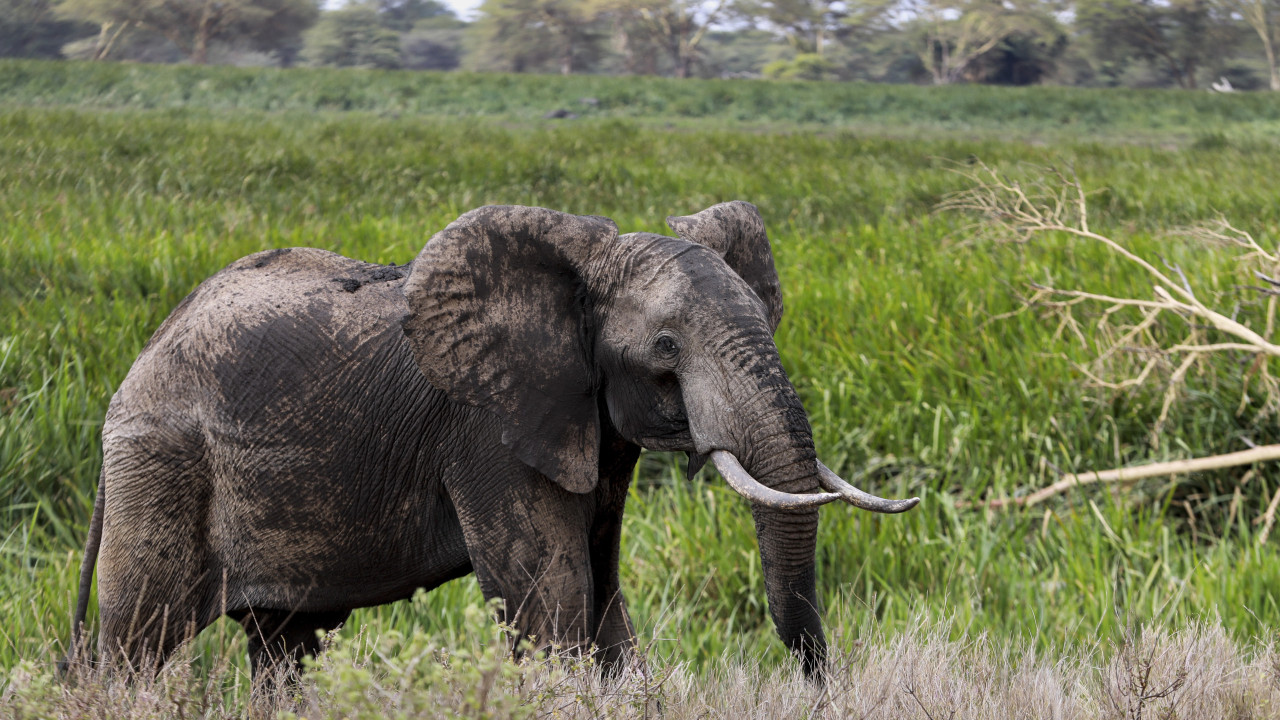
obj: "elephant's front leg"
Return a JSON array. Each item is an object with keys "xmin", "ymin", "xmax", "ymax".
[
  {"xmin": 588, "ymin": 472, "xmax": 639, "ymax": 674},
  {"xmin": 447, "ymin": 464, "xmax": 597, "ymax": 656},
  {"xmin": 588, "ymin": 516, "xmax": 638, "ymax": 673}
]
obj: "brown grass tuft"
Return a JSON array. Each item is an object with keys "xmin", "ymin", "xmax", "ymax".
[{"xmin": 7, "ymin": 616, "xmax": 1280, "ymax": 719}]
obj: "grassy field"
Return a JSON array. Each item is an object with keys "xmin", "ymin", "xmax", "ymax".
[
  {"xmin": 6, "ymin": 58, "xmax": 1280, "ymax": 139},
  {"xmin": 5, "ymin": 60, "xmax": 1280, "ymax": 715}
]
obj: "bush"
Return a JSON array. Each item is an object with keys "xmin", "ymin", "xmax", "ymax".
[{"xmin": 762, "ymin": 53, "xmax": 837, "ymax": 81}]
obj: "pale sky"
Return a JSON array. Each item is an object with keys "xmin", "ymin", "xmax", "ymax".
[
  {"xmin": 325, "ymin": 0, "xmax": 484, "ymax": 21},
  {"xmin": 441, "ymin": 0, "xmax": 482, "ymax": 21}
]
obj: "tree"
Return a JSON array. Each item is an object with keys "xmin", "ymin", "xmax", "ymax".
[
  {"xmin": 1231, "ymin": 0, "xmax": 1280, "ymax": 89},
  {"xmin": 401, "ymin": 14, "xmax": 466, "ymax": 69},
  {"xmin": 739, "ymin": 0, "xmax": 849, "ymax": 56},
  {"xmin": 698, "ymin": 27, "xmax": 792, "ymax": 77},
  {"xmin": 903, "ymin": 0, "xmax": 1055, "ymax": 84},
  {"xmin": 970, "ymin": 19, "xmax": 1067, "ymax": 84},
  {"xmin": 763, "ymin": 51, "xmax": 837, "ymax": 77},
  {"xmin": 374, "ymin": 0, "xmax": 455, "ymax": 32},
  {"xmin": 595, "ymin": 0, "xmax": 727, "ymax": 77},
  {"xmin": 831, "ymin": 0, "xmax": 924, "ymax": 82},
  {"xmin": 57, "ymin": 0, "xmax": 319, "ymax": 63},
  {"xmin": 61, "ymin": 23, "xmax": 188, "ymax": 61},
  {"xmin": 0, "ymin": 0, "xmax": 96, "ymax": 58},
  {"xmin": 301, "ymin": 4, "xmax": 403, "ymax": 67},
  {"xmin": 468, "ymin": 0, "xmax": 602, "ymax": 74},
  {"xmin": 598, "ymin": 0, "xmax": 663, "ymax": 73},
  {"xmin": 1077, "ymin": 0, "xmax": 1235, "ymax": 89}
]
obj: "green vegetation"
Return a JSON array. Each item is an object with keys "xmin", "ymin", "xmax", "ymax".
[
  {"xmin": 6, "ymin": 59, "xmax": 1280, "ymax": 137},
  {"xmin": 4, "ymin": 62, "xmax": 1280, "ymax": 713},
  {"xmin": 14, "ymin": 0, "xmax": 1280, "ymax": 93}
]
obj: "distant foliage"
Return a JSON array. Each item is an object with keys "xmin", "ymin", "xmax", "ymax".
[
  {"xmin": 0, "ymin": 0, "xmax": 96, "ymax": 59},
  {"xmin": 762, "ymin": 52, "xmax": 836, "ymax": 79},
  {"xmin": 20, "ymin": 0, "xmax": 1280, "ymax": 86},
  {"xmin": 401, "ymin": 24, "xmax": 463, "ymax": 70},
  {"xmin": 299, "ymin": 0, "xmax": 463, "ymax": 70},
  {"xmin": 466, "ymin": 0, "xmax": 604, "ymax": 74},
  {"xmin": 973, "ymin": 25, "xmax": 1069, "ymax": 85},
  {"xmin": 302, "ymin": 5, "xmax": 404, "ymax": 68},
  {"xmin": 1077, "ymin": 0, "xmax": 1242, "ymax": 89},
  {"xmin": 56, "ymin": 0, "xmax": 319, "ymax": 63}
]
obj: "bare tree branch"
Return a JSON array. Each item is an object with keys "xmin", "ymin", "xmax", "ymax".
[
  {"xmin": 964, "ymin": 444, "xmax": 1280, "ymax": 509},
  {"xmin": 941, "ymin": 160, "xmax": 1280, "ymax": 508}
]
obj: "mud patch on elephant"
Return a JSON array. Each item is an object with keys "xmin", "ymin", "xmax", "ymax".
[
  {"xmin": 252, "ymin": 248, "xmax": 294, "ymax": 269},
  {"xmin": 332, "ymin": 263, "xmax": 408, "ymax": 293},
  {"xmin": 365, "ymin": 264, "xmax": 407, "ymax": 283}
]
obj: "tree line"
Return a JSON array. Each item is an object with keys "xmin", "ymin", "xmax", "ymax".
[{"xmin": 4, "ymin": 0, "xmax": 1279, "ymax": 89}]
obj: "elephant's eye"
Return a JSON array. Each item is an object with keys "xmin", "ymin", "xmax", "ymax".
[{"xmin": 654, "ymin": 334, "xmax": 679, "ymax": 358}]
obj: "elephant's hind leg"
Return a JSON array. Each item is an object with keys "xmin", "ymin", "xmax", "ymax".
[
  {"xmin": 235, "ymin": 608, "xmax": 351, "ymax": 683},
  {"xmin": 95, "ymin": 565, "xmax": 213, "ymax": 674},
  {"xmin": 95, "ymin": 434, "xmax": 216, "ymax": 674}
]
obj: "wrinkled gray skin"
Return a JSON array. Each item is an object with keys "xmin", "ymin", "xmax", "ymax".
[{"xmin": 69, "ymin": 202, "xmax": 842, "ymax": 682}]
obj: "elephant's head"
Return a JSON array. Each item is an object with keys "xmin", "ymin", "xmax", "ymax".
[{"xmin": 401, "ymin": 203, "xmax": 918, "ymax": 678}]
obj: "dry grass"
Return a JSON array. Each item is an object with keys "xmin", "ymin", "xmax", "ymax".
[{"xmin": 8, "ymin": 615, "xmax": 1280, "ymax": 719}]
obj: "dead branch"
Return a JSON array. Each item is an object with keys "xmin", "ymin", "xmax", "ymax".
[
  {"xmin": 942, "ymin": 160, "xmax": 1280, "ymax": 509},
  {"xmin": 963, "ymin": 444, "xmax": 1280, "ymax": 509},
  {"xmin": 939, "ymin": 162, "xmax": 1280, "ymax": 361}
]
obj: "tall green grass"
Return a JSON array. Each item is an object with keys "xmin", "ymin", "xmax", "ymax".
[
  {"xmin": 5, "ymin": 59, "xmax": 1280, "ymax": 138},
  {"xmin": 3, "ymin": 80, "xmax": 1280, "ymax": 683}
]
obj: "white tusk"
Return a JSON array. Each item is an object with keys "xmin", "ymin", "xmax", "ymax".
[
  {"xmin": 710, "ymin": 451, "xmax": 843, "ymax": 509},
  {"xmin": 816, "ymin": 461, "xmax": 920, "ymax": 514}
]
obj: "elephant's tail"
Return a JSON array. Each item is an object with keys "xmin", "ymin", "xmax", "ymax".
[{"xmin": 61, "ymin": 472, "xmax": 105, "ymax": 675}]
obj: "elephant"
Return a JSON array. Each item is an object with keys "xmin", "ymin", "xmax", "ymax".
[{"xmin": 65, "ymin": 201, "xmax": 918, "ymax": 683}]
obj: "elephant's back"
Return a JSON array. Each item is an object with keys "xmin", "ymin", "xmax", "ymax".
[
  {"xmin": 108, "ymin": 247, "xmax": 414, "ymax": 421},
  {"xmin": 100, "ymin": 246, "xmax": 478, "ymax": 612},
  {"xmin": 107, "ymin": 246, "xmax": 426, "ymax": 434},
  {"xmin": 163, "ymin": 247, "xmax": 412, "ymax": 350}
]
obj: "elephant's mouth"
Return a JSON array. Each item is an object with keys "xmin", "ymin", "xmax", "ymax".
[{"xmin": 637, "ymin": 428, "xmax": 694, "ymax": 452}]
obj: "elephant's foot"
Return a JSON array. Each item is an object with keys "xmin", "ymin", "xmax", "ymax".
[{"xmin": 234, "ymin": 607, "xmax": 351, "ymax": 690}]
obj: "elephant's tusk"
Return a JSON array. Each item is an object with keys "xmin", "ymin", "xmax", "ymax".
[
  {"xmin": 816, "ymin": 461, "xmax": 920, "ymax": 514},
  {"xmin": 710, "ymin": 451, "xmax": 843, "ymax": 509}
]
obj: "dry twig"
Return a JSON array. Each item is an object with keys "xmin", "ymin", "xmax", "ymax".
[
  {"xmin": 964, "ymin": 445, "xmax": 1280, "ymax": 509},
  {"xmin": 941, "ymin": 161, "xmax": 1280, "ymax": 508}
]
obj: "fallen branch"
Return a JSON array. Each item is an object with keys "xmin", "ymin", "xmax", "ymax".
[
  {"xmin": 941, "ymin": 161, "xmax": 1280, "ymax": 511},
  {"xmin": 963, "ymin": 444, "xmax": 1280, "ymax": 509}
]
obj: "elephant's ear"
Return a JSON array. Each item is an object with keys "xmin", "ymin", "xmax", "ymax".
[
  {"xmin": 666, "ymin": 201, "xmax": 783, "ymax": 333},
  {"xmin": 402, "ymin": 206, "xmax": 617, "ymax": 494}
]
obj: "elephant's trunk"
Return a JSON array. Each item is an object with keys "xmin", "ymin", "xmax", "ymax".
[
  {"xmin": 713, "ymin": 368, "xmax": 917, "ymax": 678},
  {"xmin": 754, "ymin": 502, "xmax": 825, "ymax": 677},
  {"xmin": 737, "ymin": 399, "xmax": 828, "ymax": 679},
  {"xmin": 685, "ymin": 327, "xmax": 916, "ymax": 678}
]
